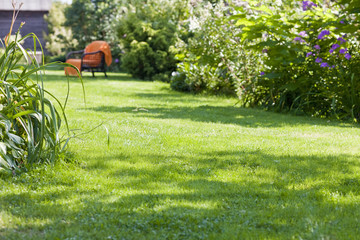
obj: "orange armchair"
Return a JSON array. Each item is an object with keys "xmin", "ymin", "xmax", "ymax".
[{"xmin": 65, "ymin": 41, "xmax": 112, "ymax": 77}]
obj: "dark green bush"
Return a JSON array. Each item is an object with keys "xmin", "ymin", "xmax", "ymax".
[
  {"xmin": 49, "ymin": 54, "xmax": 66, "ymax": 63},
  {"xmin": 170, "ymin": 72, "xmax": 189, "ymax": 92},
  {"xmin": 117, "ymin": 1, "xmax": 183, "ymax": 81}
]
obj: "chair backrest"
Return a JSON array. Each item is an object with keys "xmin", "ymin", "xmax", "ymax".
[{"xmin": 83, "ymin": 41, "xmax": 105, "ymax": 66}]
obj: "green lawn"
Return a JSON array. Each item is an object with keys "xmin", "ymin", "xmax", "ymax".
[{"xmin": 1, "ymin": 70, "xmax": 360, "ymax": 239}]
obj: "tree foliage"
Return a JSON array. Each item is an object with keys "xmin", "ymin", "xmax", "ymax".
[
  {"xmin": 44, "ymin": 1, "xmax": 78, "ymax": 56},
  {"xmin": 64, "ymin": 0, "xmax": 123, "ymax": 66}
]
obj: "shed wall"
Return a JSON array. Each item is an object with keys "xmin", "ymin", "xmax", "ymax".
[{"xmin": 0, "ymin": 11, "xmax": 49, "ymax": 52}]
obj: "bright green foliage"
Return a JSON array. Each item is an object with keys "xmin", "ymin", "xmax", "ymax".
[
  {"xmin": 0, "ymin": 30, "xmax": 80, "ymax": 174},
  {"xmin": 1, "ymin": 71, "xmax": 360, "ymax": 239},
  {"xmin": 171, "ymin": 2, "xmax": 260, "ymax": 96},
  {"xmin": 44, "ymin": 1, "xmax": 78, "ymax": 57},
  {"xmin": 118, "ymin": 0, "xmax": 186, "ymax": 81}
]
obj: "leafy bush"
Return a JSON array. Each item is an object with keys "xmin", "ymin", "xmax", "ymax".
[
  {"xmin": 169, "ymin": 72, "xmax": 189, "ymax": 92},
  {"xmin": 171, "ymin": 2, "xmax": 260, "ymax": 96},
  {"xmin": 0, "ymin": 17, "xmax": 81, "ymax": 174},
  {"xmin": 171, "ymin": 0, "xmax": 360, "ymax": 121},
  {"xmin": 233, "ymin": 1, "xmax": 360, "ymax": 120},
  {"xmin": 117, "ymin": 0, "xmax": 185, "ymax": 81}
]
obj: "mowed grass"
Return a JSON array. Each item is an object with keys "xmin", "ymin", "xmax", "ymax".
[{"xmin": 1, "ymin": 70, "xmax": 360, "ymax": 239}]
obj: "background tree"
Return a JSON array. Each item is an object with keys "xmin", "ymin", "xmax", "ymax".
[
  {"xmin": 64, "ymin": 0, "xmax": 123, "ymax": 67},
  {"xmin": 44, "ymin": 1, "xmax": 78, "ymax": 57}
]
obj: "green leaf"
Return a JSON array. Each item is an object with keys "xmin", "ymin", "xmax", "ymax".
[
  {"xmin": 235, "ymin": 18, "xmax": 255, "ymax": 27},
  {"xmin": 0, "ymin": 142, "xmax": 7, "ymax": 155},
  {"xmin": 7, "ymin": 133, "xmax": 23, "ymax": 145},
  {"xmin": 12, "ymin": 110, "xmax": 36, "ymax": 119}
]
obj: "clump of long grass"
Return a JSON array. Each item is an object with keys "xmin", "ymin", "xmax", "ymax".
[{"xmin": 0, "ymin": 1, "xmax": 82, "ymax": 175}]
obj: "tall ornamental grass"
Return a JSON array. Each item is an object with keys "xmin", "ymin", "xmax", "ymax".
[{"xmin": 0, "ymin": 3, "xmax": 82, "ymax": 175}]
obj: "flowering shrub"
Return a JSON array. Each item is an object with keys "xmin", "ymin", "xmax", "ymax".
[{"xmin": 232, "ymin": 0, "xmax": 360, "ymax": 120}]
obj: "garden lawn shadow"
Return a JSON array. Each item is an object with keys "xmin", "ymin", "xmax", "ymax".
[
  {"xmin": 87, "ymin": 104, "xmax": 358, "ymax": 129},
  {"xmin": 1, "ymin": 149, "xmax": 360, "ymax": 239},
  {"xmin": 1, "ymin": 70, "xmax": 360, "ymax": 239}
]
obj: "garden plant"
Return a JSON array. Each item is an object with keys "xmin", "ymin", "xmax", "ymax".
[
  {"xmin": 169, "ymin": 0, "xmax": 360, "ymax": 121},
  {"xmin": 232, "ymin": 0, "xmax": 360, "ymax": 120},
  {"xmin": 0, "ymin": 3, "xmax": 81, "ymax": 175}
]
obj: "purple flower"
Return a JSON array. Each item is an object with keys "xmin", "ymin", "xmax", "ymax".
[
  {"xmin": 339, "ymin": 48, "xmax": 347, "ymax": 54},
  {"xmin": 337, "ymin": 37, "xmax": 346, "ymax": 44},
  {"xmin": 262, "ymin": 49, "xmax": 268, "ymax": 53},
  {"xmin": 314, "ymin": 45, "xmax": 321, "ymax": 50},
  {"xmin": 115, "ymin": 58, "xmax": 119, "ymax": 63},
  {"xmin": 294, "ymin": 37, "xmax": 305, "ymax": 43},
  {"xmin": 302, "ymin": 1, "xmax": 317, "ymax": 11},
  {"xmin": 320, "ymin": 62, "xmax": 330, "ymax": 68},
  {"xmin": 345, "ymin": 53, "xmax": 351, "ymax": 60},
  {"xmin": 299, "ymin": 31, "xmax": 308, "ymax": 37},
  {"xmin": 329, "ymin": 49, "xmax": 334, "ymax": 54},
  {"xmin": 331, "ymin": 65, "xmax": 336, "ymax": 69},
  {"xmin": 315, "ymin": 58, "xmax": 322, "ymax": 63},
  {"xmin": 331, "ymin": 44, "xmax": 340, "ymax": 50},
  {"xmin": 339, "ymin": 19, "xmax": 345, "ymax": 24},
  {"xmin": 318, "ymin": 30, "xmax": 330, "ymax": 40},
  {"xmin": 306, "ymin": 52, "xmax": 313, "ymax": 57},
  {"xmin": 260, "ymin": 71, "xmax": 265, "ymax": 76}
]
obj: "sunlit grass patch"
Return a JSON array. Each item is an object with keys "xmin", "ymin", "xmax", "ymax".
[{"xmin": 1, "ymin": 71, "xmax": 360, "ymax": 239}]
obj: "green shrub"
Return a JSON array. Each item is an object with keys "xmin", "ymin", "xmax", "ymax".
[
  {"xmin": 117, "ymin": 0, "xmax": 184, "ymax": 81},
  {"xmin": 170, "ymin": 72, "xmax": 189, "ymax": 92},
  {"xmin": 49, "ymin": 54, "xmax": 66, "ymax": 63},
  {"xmin": 233, "ymin": 1, "xmax": 360, "ymax": 120},
  {"xmin": 172, "ymin": 2, "xmax": 259, "ymax": 96}
]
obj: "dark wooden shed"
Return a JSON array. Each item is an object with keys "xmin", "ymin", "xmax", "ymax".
[{"xmin": 0, "ymin": 0, "xmax": 52, "ymax": 51}]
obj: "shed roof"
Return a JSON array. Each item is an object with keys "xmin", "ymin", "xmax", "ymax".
[{"xmin": 0, "ymin": 0, "xmax": 52, "ymax": 11}]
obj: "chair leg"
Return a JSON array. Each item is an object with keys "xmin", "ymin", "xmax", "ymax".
[
  {"xmin": 104, "ymin": 70, "xmax": 108, "ymax": 78},
  {"xmin": 92, "ymin": 70, "xmax": 95, "ymax": 77}
]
